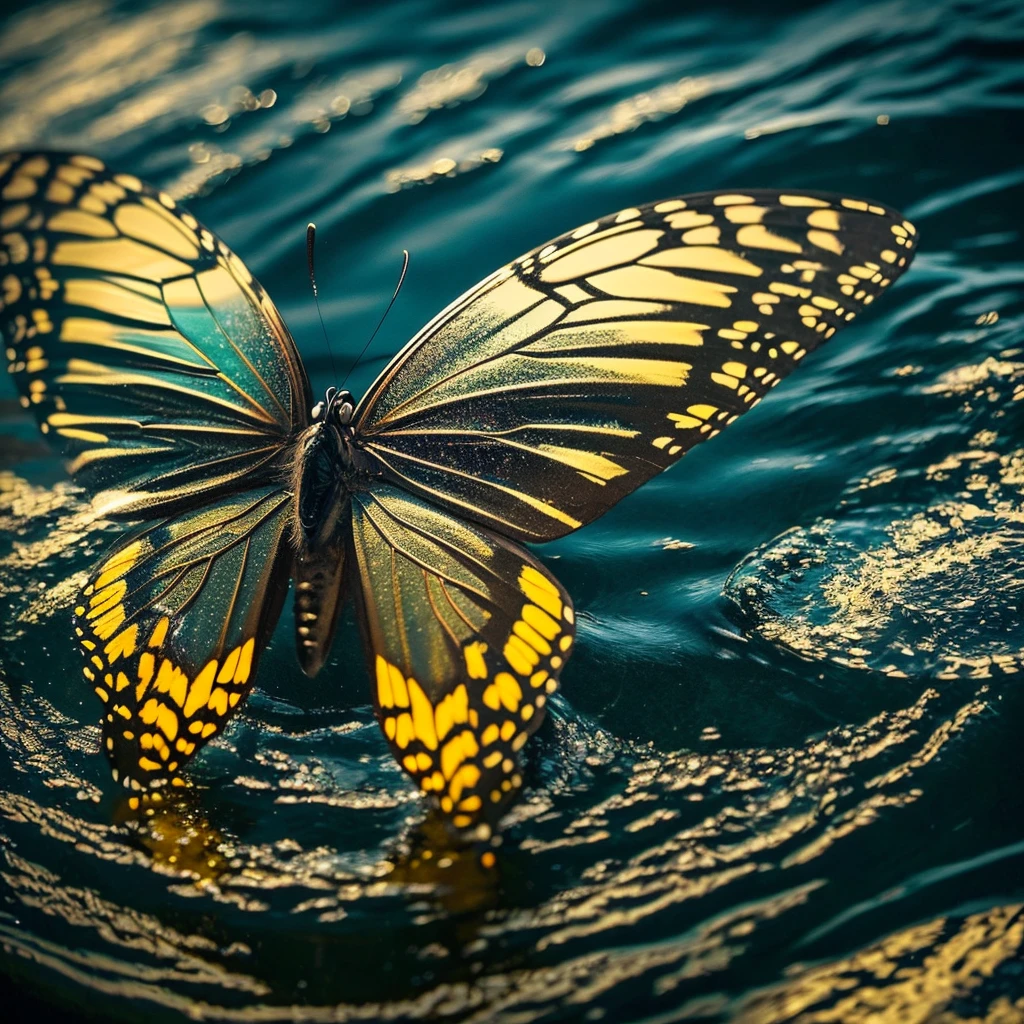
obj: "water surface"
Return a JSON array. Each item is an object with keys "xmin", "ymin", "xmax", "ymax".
[{"xmin": 1, "ymin": 0, "xmax": 1023, "ymax": 1020}]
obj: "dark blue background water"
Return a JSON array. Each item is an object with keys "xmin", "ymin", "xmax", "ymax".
[{"xmin": 1, "ymin": 0, "xmax": 1023, "ymax": 1020}]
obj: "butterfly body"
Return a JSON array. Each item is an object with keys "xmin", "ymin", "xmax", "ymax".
[
  {"xmin": 291, "ymin": 387, "xmax": 366, "ymax": 675},
  {"xmin": 0, "ymin": 151, "xmax": 917, "ymax": 829}
]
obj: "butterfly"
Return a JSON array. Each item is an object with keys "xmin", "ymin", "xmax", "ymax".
[{"xmin": 0, "ymin": 151, "xmax": 917, "ymax": 830}]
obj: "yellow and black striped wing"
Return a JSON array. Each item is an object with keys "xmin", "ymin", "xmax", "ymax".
[
  {"xmin": 355, "ymin": 191, "xmax": 917, "ymax": 542},
  {"xmin": 349, "ymin": 484, "xmax": 575, "ymax": 831},
  {"xmin": 0, "ymin": 152, "xmax": 310, "ymax": 515},
  {"xmin": 77, "ymin": 486, "xmax": 292, "ymax": 804}
]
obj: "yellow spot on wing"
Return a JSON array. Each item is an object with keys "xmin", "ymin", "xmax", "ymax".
[
  {"xmin": 408, "ymin": 678, "xmax": 438, "ymax": 750},
  {"xmin": 769, "ymin": 282, "xmax": 812, "ymax": 298},
  {"xmin": 64, "ymin": 278, "xmax": 172, "ymax": 326},
  {"xmin": 534, "ymin": 443, "xmax": 627, "ymax": 482},
  {"xmin": 642, "ymin": 247, "xmax": 762, "ymax": 277},
  {"xmin": 724, "ymin": 205, "xmax": 766, "ymax": 224},
  {"xmin": 519, "ymin": 567, "xmax": 562, "ymax": 618},
  {"xmin": 589, "ymin": 265, "xmax": 737, "ymax": 307},
  {"xmin": 514, "ymin": 618, "xmax": 552, "ymax": 655},
  {"xmin": 736, "ymin": 225, "xmax": 803, "ymax": 253},
  {"xmin": 522, "ymin": 603, "xmax": 560, "ymax": 640},
  {"xmin": 539, "ymin": 230, "xmax": 662, "ymax": 283},
  {"xmin": 395, "ymin": 713, "xmax": 414, "ymax": 748},
  {"xmin": 495, "ymin": 672, "xmax": 523, "ymax": 711},
  {"xmin": 184, "ymin": 660, "xmax": 217, "ymax": 717},
  {"xmin": 3, "ymin": 177, "xmax": 37, "ymax": 199},
  {"xmin": 807, "ymin": 229, "xmax": 844, "ymax": 255},
  {"xmin": 681, "ymin": 226, "xmax": 720, "ymax": 246},
  {"xmin": 664, "ymin": 211, "xmax": 713, "ymax": 230},
  {"xmin": 505, "ymin": 635, "xmax": 539, "ymax": 675},
  {"xmin": 449, "ymin": 762, "xmax": 480, "ymax": 802},
  {"xmin": 208, "ymin": 689, "xmax": 228, "ymax": 716},
  {"xmin": 218, "ymin": 646, "xmax": 241, "ymax": 683},
  {"xmin": 146, "ymin": 618, "xmax": 169, "ymax": 649},
  {"xmin": 463, "ymin": 641, "xmax": 488, "ymax": 680},
  {"xmin": 554, "ymin": 283, "xmax": 590, "ymax": 304},
  {"xmin": 235, "ymin": 638, "xmax": 254, "ymax": 683},
  {"xmin": 779, "ymin": 195, "xmax": 829, "ymax": 207},
  {"xmin": 46, "ymin": 207, "xmax": 118, "ymax": 237},
  {"xmin": 156, "ymin": 705, "xmax": 178, "ymax": 740},
  {"xmin": 376, "ymin": 654, "xmax": 394, "ymax": 707},
  {"xmin": 52, "ymin": 238, "xmax": 192, "ymax": 280},
  {"xmin": 95, "ymin": 542, "xmax": 142, "ymax": 589},
  {"xmin": 567, "ymin": 297, "xmax": 673, "ymax": 324},
  {"xmin": 136, "ymin": 662, "xmax": 154, "ymax": 704},
  {"xmin": 87, "ymin": 579, "xmax": 126, "ymax": 618},
  {"xmin": 104, "ymin": 624, "xmax": 137, "ymax": 664},
  {"xmin": 807, "ymin": 209, "xmax": 840, "ymax": 231},
  {"xmin": 70, "ymin": 155, "xmax": 104, "ymax": 171},
  {"xmin": 389, "ymin": 663, "xmax": 409, "ymax": 707}
]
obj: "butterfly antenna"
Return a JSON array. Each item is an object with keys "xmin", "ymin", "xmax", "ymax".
[
  {"xmin": 306, "ymin": 222, "xmax": 340, "ymax": 386},
  {"xmin": 340, "ymin": 248, "xmax": 410, "ymax": 388}
]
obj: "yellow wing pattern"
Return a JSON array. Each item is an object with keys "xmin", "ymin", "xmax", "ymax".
[
  {"xmin": 349, "ymin": 485, "xmax": 574, "ymax": 832},
  {"xmin": 355, "ymin": 191, "xmax": 918, "ymax": 541},
  {"xmin": 76, "ymin": 487, "xmax": 292, "ymax": 805}
]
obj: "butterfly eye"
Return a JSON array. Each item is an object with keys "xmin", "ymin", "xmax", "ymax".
[
  {"xmin": 334, "ymin": 401, "xmax": 354, "ymax": 426},
  {"xmin": 311, "ymin": 401, "xmax": 325, "ymax": 422}
]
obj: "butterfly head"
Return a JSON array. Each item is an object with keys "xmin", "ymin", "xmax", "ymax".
[{"xmin": 311, "ymin": 386, "xmax": 355, "ymax": 428}]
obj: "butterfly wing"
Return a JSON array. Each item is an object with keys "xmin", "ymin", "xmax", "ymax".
[
  {"xmin": 0, "ymin": 153, "xmax": 309, "ymax": 800},
  {"xmin": 78, "ymin": 486, "xmax": 292, "ymax": 805},
  {"xmin": 0, "ymin": 151, "xmax": 310, "ymax": 514},
  {"xmin": 349, "ymin": 484, "xmax": 574, "ymax": 830},
  {"xmin": 354, "ymin": 191, "xmax": 917, "ymax": 541}
]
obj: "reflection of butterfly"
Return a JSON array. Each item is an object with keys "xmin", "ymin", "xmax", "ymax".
[{"xmin": 0, "ymin": 152, "xmax": 917, "ymax": 828}]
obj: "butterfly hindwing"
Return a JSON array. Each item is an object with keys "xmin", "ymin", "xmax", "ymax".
[
  {"xmin": 0, "ymin": 151, "xmax": 310, "ymax": 515},
  {"xmin": 77, "ymin": 486, "xmax": 292, "ymax": 804},
  {"xmin": 355, "ymin": 191, "xmax": 917, "ymax": 541},
  {"xmin": 349, "ymin": 484, "xmax": 575, "ymax": 829}
]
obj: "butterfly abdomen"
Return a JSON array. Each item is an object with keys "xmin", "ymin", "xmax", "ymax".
[{"xmin": 290, "ymin": 419, "xmax": 358, "ymax": 677}]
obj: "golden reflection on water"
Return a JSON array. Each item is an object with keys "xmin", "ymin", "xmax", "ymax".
[
  {"xmin": 728, "ymin": 406, "xmax": 1024, "ymax": 683},
  {"xmin": 738, "ymin": 903, "xmax": 1024, "ymax": 1023}
]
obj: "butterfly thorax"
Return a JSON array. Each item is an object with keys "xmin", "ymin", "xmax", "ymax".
[{"xmin": 291, "ymin": 389, "xmax": 366, "ymax": 677}]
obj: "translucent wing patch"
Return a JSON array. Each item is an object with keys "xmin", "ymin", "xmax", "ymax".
[
  {"xmin": 0, "ymin": 152, "xmax": 309, "ymax": 514},
  {"xmin": 76, "ymin": 486, "xmax": 291, "ymax": 805},
  {"xmin": 355, "ymin": 191, "xmax": 918, "ymax": 541},
  {"xmin": 349, "ymin": 485, "xmax": 575, "ymax": 831}
]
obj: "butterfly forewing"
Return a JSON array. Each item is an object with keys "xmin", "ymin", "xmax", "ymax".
[
  {"xmin": 0, "ymin": 152, "xmax": 310, "ymax": 515},
  {"xmin": 349, "ymin": 485, "xmax": 575, "ymax": 829},
  {"xmin": 77, "ymin": 487, "xmax": 292, "ymax": 803},
  {"xmin": 354, "ymin": 191, "xmax": 917, "ymax": 541}
]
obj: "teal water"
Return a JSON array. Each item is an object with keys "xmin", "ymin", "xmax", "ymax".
[{"xmin": 1, "ymin": 0, "xmax": 1023, "ymax": 1020}]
